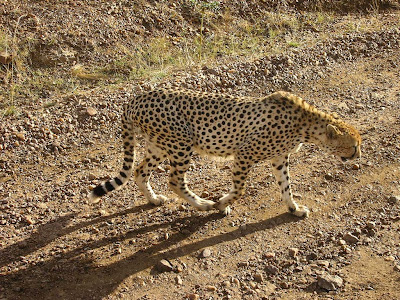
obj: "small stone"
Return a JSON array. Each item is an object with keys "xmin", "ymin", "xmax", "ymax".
[
  {"xmin": 384, "ymin": 255, "xmax": 395, "ymax": 262},
  {"xmin": 99, "ymin": 209, "xmax": 109, "ymax": 216},
  {"xmin": 86, "ymin": 107, "xmax": 97, "ymax": 116},
  {"xmin": 205, "ymin": 285, "xmax": 217, "ymax": 291},
  {"xmin": 338, "ymin": 102, "xmax": 349, "ymax": 110},
  {"xmin": 37, "ymin": 202, "xmax": 48, "ymax": 209},
  {"xmin": 366, "ymin": 221, "xmax": 376, "ymax": 229},
  {"xmin": 317, "ymin": 274, "xmax": 343, "ymax": 291},
  {"xmin": 343, "ymin": 233, "xmax": 359, "ymax": 244},
  {"xmin": 324, "ymin": 173, "xmax": 333, "ymax": 180},
  {"xmin": 156, "ymin": 259, "xmax": 175, "ymax": 272},
  {"xmin": 200, "ymin": 248, "xmax": 212, "ymax": 258},
  {"xmin": 0, "ymin": 51, "xmax": 13, "ymax": 64},
  {"xmin": 289, "ymin": 247, "xmax": 299, "ymax": 257},
  {"xmin": 388, "ymin": 195, "xmax": 399, "ymax": 204},
  {"xmin": 15, "ymin": 133, "xmax": 25, "ymax": 141},
  {"xmin": 364, "ymin": 237, "xmax": 372, "ymax": 244},
  {"xmin": 238, "ymin": 261, "xmax": 249, "ymax": 267},
  {"xmin": 254, "ymin": 273, "xmax": 263, "ymax": 282},
  {"xmin": 88, "ymin": 173, "xmax": 97, "ymax": 180},
  {"xmin": 265, "ymin": 265, "xmax": 279, "ymax": 275},
  {"xmin": 352, "ymin": 164, "xmax": 360, "ymax": 170},
  {"xmin": 263, "ymin": 252, "xmax": 276, "ymax": 259},
  {"xmin": 394, "ymin": 265, "xmax": 400, "ymax": 272},
  {"xmin": 24, "ymin": 215, "xmax": 34, "ymax": 225},
  {"xmin": 175, "ymin": 275, "xmax": 183, "ymax": 285},
  {"xmin": 187, "ymin": 293, "xmax": 199, "ymax": 300}
]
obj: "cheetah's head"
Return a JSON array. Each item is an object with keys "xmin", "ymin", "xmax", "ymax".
[{"xmin": 323, "ymin": 123, "xmax": 361, "ymax": 162}]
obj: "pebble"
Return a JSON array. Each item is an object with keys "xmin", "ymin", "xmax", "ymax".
[
  {"xmin": 263, "ymin": 252, "xmax": 276, "ymax": 259},
  {"xmin": 187, "ymin": 293, "xmax": 199, "ymax": 300},
  {"xmin": 366, "ymin": 221, "xmax": 376, "ymax": 229},
  {"xmin": 289, "ymin": 247, "xmax": 299, "ymax": 257},
  {"xmin": 15, "ymin": 133, "xmax": 25, "ymax": 141},
  {"xmin": 200, "ymin": 248, "xmax": 212, "ymax": 258},
  {"xmin": 254, "ymin": 273, "xmax": 264, "ymax": 282},
  {"xmin": 343, "ymin": 233, "xmax": 359, "ymax": 244},
  {"xmin": 175, "ymin": 275, "xmax": 183, "ymax": 285},
  {"xmin": 24, "ymin": 215, "xmax": 34, "ymax": 225},
  {"xmin": 265, "ymin": 265, "xmax": 279, "ymax": 275},
  {"xmin": 205, "ymin": 285, "xmax": 217, "ymax": 291},
  {"xmin": 352, "ymin": 164, "xmax": 360, "ymax": 170},
  {"xmin": 86, "ymin": 107, "xmax": 97, "ymax": 116},
  {"xmin": 317, "ymin": 274, "xmax": 343, "ymax": 291},
  {"xmin": 155, "ymin": 259, "xmax": 175, "ymax": 272},
  {"xmin": 388, "ymin": 195, "xmax": 399, "ymax": 204}
]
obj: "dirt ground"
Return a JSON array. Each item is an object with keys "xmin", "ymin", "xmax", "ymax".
[{"xmin": 1, "ymin": 2, "xmax": 400, "ymax": 300}]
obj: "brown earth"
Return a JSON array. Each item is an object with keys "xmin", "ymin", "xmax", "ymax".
[{"xmin": 1, "ymin": 1, "xmax": 400, "ymax": 300}]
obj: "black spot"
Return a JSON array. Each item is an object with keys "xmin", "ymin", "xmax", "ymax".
[
  {"xmin": 115, "ymin": 177, "xmax": 123, "ymax": 186},
  {"xmin": 105, "ymin": 181, "xmax": 115, "ymax": 192},
  {"xmin": 93, "ymin": 185, "xmax": 107, "ymax": 197}
]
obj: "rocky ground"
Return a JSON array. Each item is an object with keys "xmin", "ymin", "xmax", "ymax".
[{"xmin": 1, "ymin": 1, "xmax": 400, "ymax": 300}]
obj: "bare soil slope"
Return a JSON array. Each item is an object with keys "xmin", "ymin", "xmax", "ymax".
[{"xmin": 1, "ymin": 1, "xmax": 400, "ymax": 300}]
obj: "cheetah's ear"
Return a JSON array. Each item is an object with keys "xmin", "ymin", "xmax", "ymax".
[{"xmin": 326, "ymin": 124, "xmax": 341, "ymax": 139}]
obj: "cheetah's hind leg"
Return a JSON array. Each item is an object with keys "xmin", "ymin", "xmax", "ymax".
[{"xmin": 135, "ymin": 145, "xmax": 168, "ymax": 206}]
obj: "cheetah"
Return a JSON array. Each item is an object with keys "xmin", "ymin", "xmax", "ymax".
[{"xmin": 89, "ymin": 88, "xmax": 361, "ymax": 217}]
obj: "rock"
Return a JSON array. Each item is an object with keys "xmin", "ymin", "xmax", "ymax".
[
  {"xmin": 289, "ymin": 247, "xmax": 299, "ymax": 257},
  {"xmin": 200, "ymin": 248, "xmax": 212, "ymax": 258},
  {"xmin": 366, "ymin": 221, "xmax": 376, "ymax": 229},
  {"xmin": 15, "ymin": 133, "xmax": 25, "ymax": 141},
  {"xmin": 394, "ymin": 265, "xmax": 400, "ymax": 272},
  {"xmin": 187, "ymin": 293, "xmax": 199, "ymax": 300},
  {"xmin": 324, "ymin": 173, "xmax": 333, "ymax": 180},
  {"xmin": 86, "ymin": 107, "xmax": 97, "ymax": 116},
  {"xmin": 88, "ymin": 173, "xmax": 97, "ymax": 180},
  {"xmin": 352, "ymin": 164, "xmax": 360, "ymax": 170},
  {"xmin": 343, "ymin": 233, "xmax": 359, "ymax": 244},
  {"xmin": 317, "ymin": 274, "xmax": 343, "ymax": 291},
  {"xmin": 175, "ymin": 275, "xmax": 183, "ymax": 285},
  {"xmin": 0, "ymin": 51, "xmax": 13, "ymax": 64},
  {"xmin": 205, "ymin": 285, "xmax": 217, "ymax": 291},
  {"xmin": 388, "ymin": 195, "xmax": 399, "ymax": 204},
  {"xmin": 24, "ymin": 215, "xmax": 34, "ymax": 225},
  {"xmin": 265, "ymin": 265, "xmax": 279, "ymax": 275},
  {"xmin": 156, "ymin": 259, "xmax": 175, "ymax": 272},
  {"xmin": 263, "ymin": 252, "xmax": 276, "ymax": 259},
  {"xmin": 254, "ymin": 273, "xmax": 264, "ymax": 282},
  {"xmin": 338, "ymin": 102, "xmax": 349, "ymax": 110}
]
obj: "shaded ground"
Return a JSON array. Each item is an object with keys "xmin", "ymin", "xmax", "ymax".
[{"xmin": 1, "ymin": 2, "xmax": 400, "ymax": 300}]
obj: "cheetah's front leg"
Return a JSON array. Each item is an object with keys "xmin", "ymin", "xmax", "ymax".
[{"xmin": 271, "ymin": 155, "xmax": 309, "ymax": 217}]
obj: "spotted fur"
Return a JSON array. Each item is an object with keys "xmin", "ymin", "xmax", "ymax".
[{"xmin": 89, "ymin": 88, "xmax": 361, "ymax": 217}]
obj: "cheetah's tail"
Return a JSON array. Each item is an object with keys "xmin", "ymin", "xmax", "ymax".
[{"xmin": 88, "ymin": 111, "xmax": 135, "ymax": 203}]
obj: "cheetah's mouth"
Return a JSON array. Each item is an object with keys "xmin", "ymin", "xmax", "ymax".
[{"xmin": 341, "ymin": 146, "xmax": 359, "ymax": 162}]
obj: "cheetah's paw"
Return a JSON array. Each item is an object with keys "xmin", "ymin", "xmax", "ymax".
[
  {"xmin": 194, "ymin": 199, "xmax": 216, "ymax": 211},
  {"xmin": 289, "ymin": 205, "xmax": 310, "ymax": 218},
  {"xmin": 214, "ymin": 202, "xmax": 231, "ymax": 216},
  {"xmin": 149, "ymin": 195, "xmax": 168, "ymax": 206}
]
